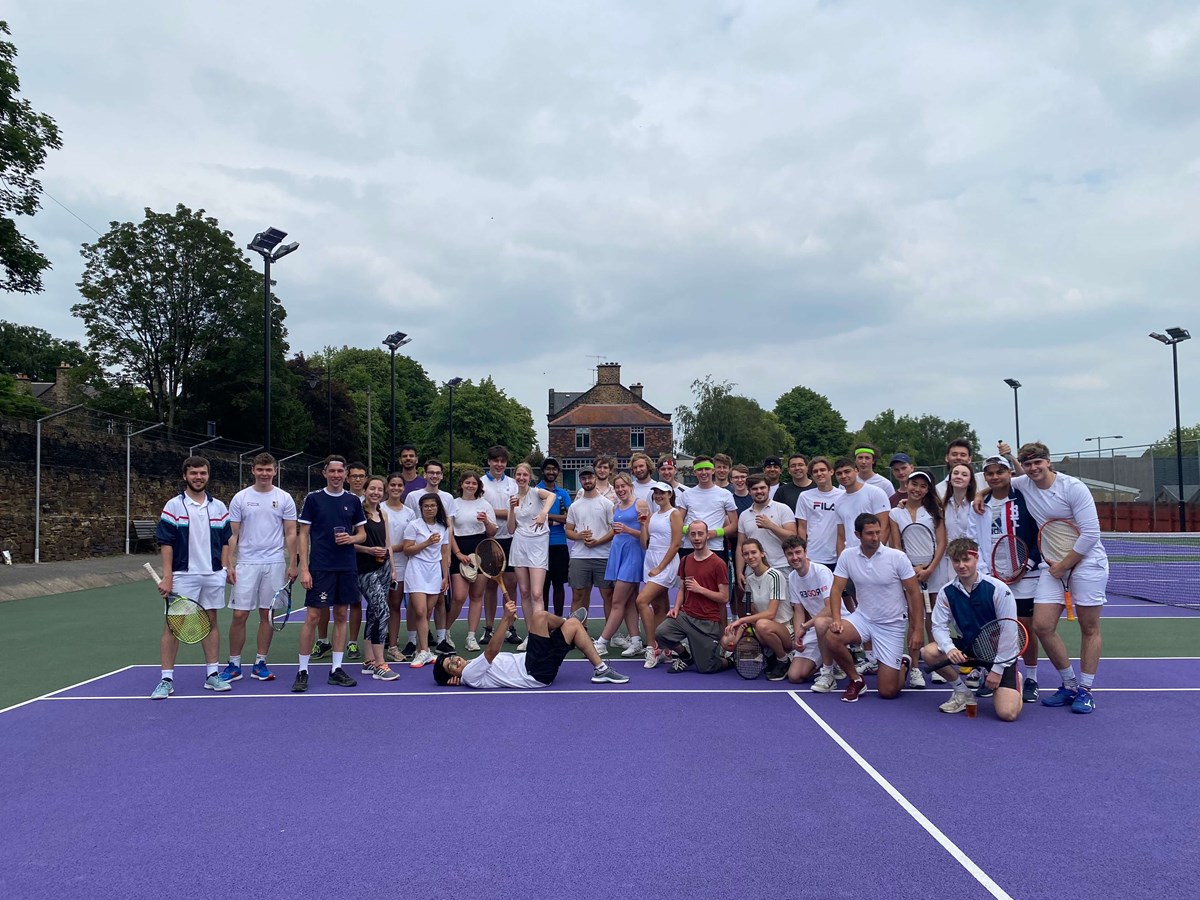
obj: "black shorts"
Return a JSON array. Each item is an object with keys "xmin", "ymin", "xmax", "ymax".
[
  {"xmin": 524, "ymin": 626, "xmax": 573, "ymax": 685},
  {"xmin": 496, "ymin": 537, "xmax": 515, "ymax": 574},
  {"xmin": 1015, "ymin": 595, "xmax": 1034, "ymax": 618},
  {"xmin": 452, "ymin": 533, "xmax": 485, "ymax": 576},
  {"xmin": 547, "ymin": 544, "xmax": 570, "ymax": 586},
  {"xmin": 306, "ymin": 571, "xmax": 358, "ymax": 607}
]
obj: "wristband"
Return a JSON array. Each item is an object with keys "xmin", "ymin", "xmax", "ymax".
[{"xmin": 715, "ymin": 526, "xmax": 725, "ymax": 538}]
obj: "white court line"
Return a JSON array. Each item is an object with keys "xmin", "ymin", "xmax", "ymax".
[
  {"xmin": 0, "ymin": 665, "xmax": 135, "ymax": 716},
  {"xmin": 786, "ymin": 690, "xmax": 1012, "ymax": 900}
]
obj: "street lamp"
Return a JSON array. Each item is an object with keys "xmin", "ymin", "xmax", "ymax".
[
  {"xmin": 1003, "ymin": 378, "xmax": 1022, "ymax": 448},
  {"xmin": 248, "ymin": 227, "xmax": 299, "ymax": 455},
  {"xmin": 1085, "ymin": 434, "xmax": 1124, "ymax": 513},
  {"xmin": 1151, "ymin": 327, "xmax": 1192, "ymax": 531},
  {"xmin": 382, "ymin": 331, "xmax": 411, "ymax": 468},
  {"xmin": 448, "ymin": 377, "xmax": 463, "ymax": 487}
]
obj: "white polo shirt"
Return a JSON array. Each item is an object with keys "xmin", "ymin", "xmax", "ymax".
[
  {"xmin": 229, "ymin": 485, "xmax": 297, "ymax": 564},
  {"xmin": 833, "ymin": 544, "xmax": 915, "ymax": 624}
]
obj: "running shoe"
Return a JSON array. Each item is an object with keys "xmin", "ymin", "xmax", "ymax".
[
  {"xmin": 766, "ymin": 658, "xmax": 790, "ymax": 682},
  {"xmin": 810, "ymin": 671, "xmax": 836, "ymax": 693},
  {"xmin": 1070, "ymin": 687, "xmax": 1096, "ymax": 714},
  {"xmin": 1041, "ymin": 685, "xmax": 1078, "ymax": 708},
  {"xmin": 976, "ymin": 682, "xmax": 994, "ymax": 699},
  {"xmin": 593, "ymin": 637, "xmax": 609, "ymax": 656},
  {"xmin": 385, "ymin": 646, "xmax": 406, "ymax": 663},
  {"xmin": 832, "ymin": 665, "xmax": 847, "ymax": 681},
  {"xmin": 346, "ymin": 642, "xmax": 362, "ymax": 661},
  {"xmin": 204, "ymin": 673, "xmax": 231, "ymax": 693},
  {"xmin": 465, "ymin": 633, "xmax": 481, "ymax": 652},
  {"xmin": 410, "ymin": 650, "xmax": 435, "ymax": 668},
  {"xmin": 610, "ymin": 634, "xmax": 631, "ymax": 650},
  {"xmin": 401, "ymin": 641, "xmax": 417, "ymax": 659},
  {"xmin": 312, "ymin": 640, "xmax": 332, "ymax": 660},
  {"xmin": 150, "ymin": 678, "xmax": 174, "ymax": 700},
  {"xmin": 505, "ymin": 625, "xmax": 523, "ymax": 646},
  {"xmin": 965, "ymin": 668, "xmax": 983, "ymax": 690},
  {"xmin": 516, "ymin": 638, "xmax": 528, "ymax": 652},
  {"xmin": 361, "ymin": 661, "xmax": 379, "ymax": 677},
  {"xmin": 374, "ymin": 664, "xmax": 400, "ymax": 682},
  {"xmin": 442, "ymin": 634, "xmax": 456, "ymax": 651},
  {"xmin": 1022, "ymin": 678, "xmax": 1040, "ymax": 703},
  {"xmin": 570, "ymin": 607, "xmax": 589, "ymax": 625},
  {"xmin": 621, "ymin": 638, "xmax": 646, "ymax": 658},
  {"xmin": 939, "ymin": 690, "xmax": 973, "ymax": 714},
  {"xmin": 291, "ymin": 670, "xmax": 309, "ymax": 693},
  {"xmin": 908, "ymin": 664, "xmax": 926, "ymax": 690},
  {"xmin": 591, "ymin": 665, "xmax": 630, "ymax": 684},
  {"xmin": 668, "ymin": 657, "xmax": 692, "ymax": 673},
  {"xmin": 643, "ymin": 646, "xmax": 666, "ymax": 669},
  {"xmin": 481, "ymin": 628, "xmax": 494, "ymax": 646},
  {"xmin": 435, "ymin": 640, "xmax": 455, "ymax": 654},
  {"xmin": 250, "ymin": 661, "xmax": 274, "ymax": 681},
  {"xmin": 218, "ymin": 662, "xmax": 242, "ymax": 683},
  {"xmin": 855, "ymin": 658, "xmax": 878, "ymax": 676},
  {"xmin": 327, "ymin": 667, "xmax": 357, "ymax": 687},
  {"xmin": 841, "ymin": 678, "xmax": 867, "ymax": 703}
]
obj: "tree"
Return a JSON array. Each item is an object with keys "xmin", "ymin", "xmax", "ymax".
[
  {"xmin": 0, "ymin": 372, "xmax": 46, "ymax": 418},
  {"xmin": 419, "ymin": 377, "xmax": 536, "ymax": 465},
  {"xmin": 853, "ymin": 409, "xmax": 980, "ymax": 469},
  {"xmin": 676, "ymin": 377, "xmax": 792, "ymax": 463},
  {"xmin": 0, "ymin": 320, "xmax": 91, "ymax": 379},
  {"xmin": 1151, "ymin": 424, "xmax": 1200, "ymax": 458},
  {"xmin": 773, "ymin": 385, "xmax": 851, "ymax": 458},
  {"xmin": 0, "ymin": 21, "xmax": 63, "ymax": 294},
  {"xmin": 73, "ymin": 204, "xmax": 274, "ymax": 428}
]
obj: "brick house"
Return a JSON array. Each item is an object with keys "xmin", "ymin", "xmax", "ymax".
[{"xmin": 548, "ymin": 363, "xmax": 673, "ymax": 489}]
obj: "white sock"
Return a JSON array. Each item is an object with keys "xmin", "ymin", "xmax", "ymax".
[
  {"xmin": 407, "ymin": 630, "xmax": 418, "ymax": 644},
  {"xmin": 1057, "ymin": 665, "xmax": 1078, "ymax": 689},
  {"xmin": 437, "ymin": 629, "xmax": 447, "ymax": 641},
  {"xmin": 206, "ymin": 663, "xmax": 218, "ymax": 676},
  {"xmin": 1023, "ymin": 660, "xmax": 1037, "ymax": 679},
  {"xmin": 161, "ymin": 669, "xmax": 173, "ymax": 681},
  {"xmin": 255, "ymin": 654, "xmax": 266, "ymax": 664},
  {"xmin": 229, "ymin": 655, "xmax": 241, "ymax": 667},
  {"xmin": 298, "ymin": 655, "xmax": 310, "ymax": 673},
  {"xmin": 1079, "ymin": 672, "xmax": 1095, "ymax": 689},
  {"xmin": 332, "ymin": 652, "xmax": 344, "ymax": 669}
]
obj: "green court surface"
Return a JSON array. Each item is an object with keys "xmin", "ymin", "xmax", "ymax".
[{"xmin": 1, "ymin": 582, "xmax": 1197, "ymax": 709}]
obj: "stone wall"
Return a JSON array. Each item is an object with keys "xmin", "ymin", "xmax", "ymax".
[{"xmin": 0, "ymin": 415, "xmax": 315, "ymax": 563}]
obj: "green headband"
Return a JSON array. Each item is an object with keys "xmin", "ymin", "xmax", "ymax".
[
  {"xmin": 854, "ymin": 448, "xmax": 875, "ymax": 457},
  {"xmin": 693, "ymin": 461, "xmax": 715, "ymax": 470}
]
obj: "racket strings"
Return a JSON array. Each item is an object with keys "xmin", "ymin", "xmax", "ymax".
[
  {"xmin": 968, "ymin": 618, "xmax": 1028, "ymax": 665},
  {"xmin": 166, "ymin": 598, "xmax": 210, "ymax": 644},
  {"xmin": 901, "ymin": 525, "xmax": 935, "ymax": 567},
  {"xmin": 476, "ymin": 540, "xmax": 506, "ymax": 578},
  {"xmin": 991, "ymin": 535, "xmax": 1029, "ymax": 581},
  {"xmin": 1040, "ymin": 521, "xmax": 1080, "ymax": 563}
]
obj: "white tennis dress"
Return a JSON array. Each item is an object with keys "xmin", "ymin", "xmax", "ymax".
[{"xmin": 643, "ymin": 508, "xmax": 680, "ymax": 588}]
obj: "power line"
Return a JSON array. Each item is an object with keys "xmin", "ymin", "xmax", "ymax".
[{"xmin": 42, "ymin": 189, "xmax": 103, "ymax": 236}]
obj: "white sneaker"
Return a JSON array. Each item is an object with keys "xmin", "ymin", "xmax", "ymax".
[
  {"xmin": 939, "ymin": 690, "xmax": 973, "ymax": 714},
  {"xmin": 516, "ymin": 638, "xmax": 528, "ymax": 652},
  {"xmin": 465, "ymin": 633, "xmax": 480, "ymax": 652},
  {"xmin": 611, "ymin": 634, "xmax": 631, "ymax": 649},
  {"xmin": 203, "ymin": 673, "xmax": 231, "ymax": 693},
  {"xmin": 908, "ymin": 666, "xmax": 926, "ymax": 689},
  {"xmin": 811, "ymin": 672, "xmax": 836, "ymax": 693},
  {"xmin": 621, "ymin": 637, "xmax": 645, "ymax": 658},
  {"xmin": 832, "ymin": 665, "xmax": 847, "ymax": 680},
  {"xmin": 410, "ymin": 650, "xmax": 435, "ymax": 668},
  {"xmin": 593, "ymin": 638, "xmax": 609, "ymax": 656},
  {"xmin": 644, "ymin": 646, "xmax": 664, "ymax": 669}
]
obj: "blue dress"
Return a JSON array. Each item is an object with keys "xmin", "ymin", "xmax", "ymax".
[{"xmin": 605, "ymin": 502, "xmax": 646, "ymax": 583}]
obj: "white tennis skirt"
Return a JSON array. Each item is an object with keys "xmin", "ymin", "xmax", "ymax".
[{"xmin": 510, "ymin": 531, "xmax": 549, "ymax": 569}]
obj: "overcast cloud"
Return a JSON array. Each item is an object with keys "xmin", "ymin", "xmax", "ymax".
[{"xmin": 4, "ymin": 1, "xmax": 1199, "ymax": 458}]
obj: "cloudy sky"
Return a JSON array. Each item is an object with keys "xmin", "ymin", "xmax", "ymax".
[{"xmin": 4, "ymin": 1, "xmax": 1199, "ymax": 458}]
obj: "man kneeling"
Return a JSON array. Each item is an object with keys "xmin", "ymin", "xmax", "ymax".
[
  {"xmin": 433, "ymin": 599, "xmax": 629, "ymax": 688},
  {"xmin": 921, "ymin": 538, "xmax": 1022, "ymax": 721},
  {"xmin": 655, "ymin": 521, "xmax": 734, "ymax": 674}
]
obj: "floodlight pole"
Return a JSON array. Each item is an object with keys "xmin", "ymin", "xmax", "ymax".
[
  {"xmin": 34, "ymin": 404, "xmax": 84, "ymax": 563},
  {"xmin": 1150, "ymin": 329, "xmax": 1191, "ymax": 531},
  {"xmin": 383, "ymin": 332, "xmax": 411, "ymax": 468},
  {"xmin": 448, "ymin": 377, "xmax": 463, "ymax": 487},
  {"xmin": 248, "ymin": 228, "xmax": 298, "ymax": 459},
  {"xmin": 126, "ymin": 422, "xmax": 164, "ymax": 554},
  {"xmin": 1003, "ymin": 378, "xmax": 1022, "ymax": 449}
]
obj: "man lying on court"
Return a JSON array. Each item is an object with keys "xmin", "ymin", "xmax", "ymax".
[{"xmin": 433, "ymin": 598, "xmax": 629, "ymax": 688}]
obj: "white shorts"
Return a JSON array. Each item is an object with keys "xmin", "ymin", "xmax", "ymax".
[
  {"xmin": 643, "ymin": 548, "xmax": 679, "ymax": 589},
  {"xmin": 230, "ymin": 561, "xmax": 287, "ymax": 610},
  {"xmin": 790, "ymin": 627, "xmax": 821, "ymax": 664},
  {"xmin": 172, "ymin": 572, "xmax": 228, "ymax": 611},
  {"xmin": 391, "ymin": 552, "xmax": 409, "ymax": 582},
  {"xmin": 844, "ymin": 612, "xmax": 908, "ymax": 671},
  {"xmin": 1034, "ymin": 561, "xmax": 1109, "ymax": 607},
  {"xmin": 510, "ymin": 532, "xmax": 549, "ymax": 569}
]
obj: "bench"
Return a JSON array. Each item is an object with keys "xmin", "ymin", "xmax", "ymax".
[{"xmin": 131, "ymin": 519, "xmax": 158, "ymax": 552}]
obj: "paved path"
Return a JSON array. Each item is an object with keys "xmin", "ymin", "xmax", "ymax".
[{"xmin": 0, "ymin": 553, "xmax": 160, "ymax": 602}]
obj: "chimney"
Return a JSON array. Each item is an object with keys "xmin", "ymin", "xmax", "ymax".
[
  {"xmin": 597, "ymin": 362, "xmax": 621, "ymax": 385},
  {"xmin": 548, "ymin": 388, "xmax": 556, "ymax": 417},
  {"xmin": 630, "ymin": 383, "xmax": 643, "ymax": 399}
]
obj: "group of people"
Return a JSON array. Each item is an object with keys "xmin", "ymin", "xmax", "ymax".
[{"xmin": 149, "ymin": 437, "xmax": 1108, "ymax": 716}]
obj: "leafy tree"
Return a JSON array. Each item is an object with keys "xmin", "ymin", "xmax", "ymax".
[
  {"xmin": 0, "ymin": 21, "xmax": 63, "ymax": 294},
  {"xmin": 73, "ymin": 204, "xmax": 276, "ymax": 429},
  {"xmin": 0, "ymin": 320, "xmax": 91, "ymax": 379},
  {"xmin": 773, "ymin": 385, "xmax": 851, "ymax": 458},
  {"xmin": 0, "ymin": 372, "xmax": 46, "ymax": 418},
  {"xmin": 1151, "ymin": 424, "xmax": 1200, "ymax": 458},
  {"xmin": 676, "ymin": 377, "xmax": 792, "ymax": 464},
  {"xmin": 419, "ymin": 377, "xmax": 536, "ymax": 465},
  {"xmin": 853, "ymin": 409, "xmax": 979, "ymax": 469}
]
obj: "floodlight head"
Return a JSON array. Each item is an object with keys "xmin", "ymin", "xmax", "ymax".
[
  {"xmin": 448, "ymin": 377, "xmax": 464, "ymax": 388},
  {"xmin": 1003, "ymin": 378, "xmax": 1022, "ymax": 389},
  {"xmin": 1150, "ymin": 332, "xmax": 1169, "ymax": 344},
  {"xmin": 249, "ymin": 227, "xmax": 287, "ymax": 255},
  {"xmin": 271, "ymin": 241, "xmax": 299, "ymax": 261},
  {"xmin": 305, "ymin": 373, "xmax": 321, "ymax": 389},
  {"xmin": 1167, "ymin": 326, "xmax": 1191, "ymax": 342},
  {"xmin": 382, "ymin": 331, "xmax": 410, "ymax": 351}
]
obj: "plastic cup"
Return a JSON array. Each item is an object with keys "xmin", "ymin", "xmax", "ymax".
[{"xmin": 966, "ymin": 697, "xmax": 978, "ymax": 719}]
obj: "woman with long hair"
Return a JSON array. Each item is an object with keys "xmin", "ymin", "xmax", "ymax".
[
  {"xmin": 888, "ymin": 470, "xmax": 946, "ymax": 687},
  {"xmin": 448, "ymin": 471, "xmax": 496, "ymax": 652},
  {"xmin": 636, "ymin": 482, "xmax": 683, "ymax": 668},
  {"xmin": 354, "ymin": 476, "xmax": 400, "ymax": 680},
  {"xmin": 382, "ymin": 472, "xmax": 416, "ymax": 663},
  {"xmin": 508, "ymin": 462, "xmax": 558, "ymax": 625},
  {"xmin": 401, "ymin": 494, "xmax": 450, "ymax": 668},
  {"xmin": 594, "ymin": 473, "xmax": 650, "ymax": 657},
  {"xmin": 943, "ymin": 462, "xmax": 979, "ymax": 544}
]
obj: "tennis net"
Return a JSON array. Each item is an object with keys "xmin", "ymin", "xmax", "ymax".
[{"xmin": 1102, "ymin": 532, "xmax": 1200, "ymax": 610}]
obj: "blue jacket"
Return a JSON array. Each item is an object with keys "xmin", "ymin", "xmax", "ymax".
[{"xmin": 155, "ymin": 492, "xmax": 232, "ymax": 573}]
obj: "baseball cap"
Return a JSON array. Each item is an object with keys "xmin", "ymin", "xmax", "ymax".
[
  {"xmin": 541, "ymin": 456, "xmax": 560, "ymax": 469},
  {"xmin": 763, "ymin": 456, "xmax": 782, "ymax": 467},
  {"xmin": 651, "ymin": 481, "xmax": 674, "ymax": 492},
  {"xmin": 578, "ymin": 466, "xmax": 595, "ymax": 476},
  {"xmin": 907, "ymin": 470, "xmax": 934, "ymax": 485},
  {"xmin": 889, "ymin": 453, "xmax": 913, "ymax": 466},
  {"xmin": 983, "ymin": 455, "xmax": 1012, "ymax": 471}
]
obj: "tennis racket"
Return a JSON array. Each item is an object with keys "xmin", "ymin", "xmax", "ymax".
[
  {"xmin": 900, "ymin": 523, "xmax": 936, "ymax": 608},
  {"xmin": 1038, "ymin": 518, "xmax": 1079, "ymax": 621},
  {"xmin": 143, "ymin": 562, "xmax": 212, "ymax": 644},
  {"xmin": 925, "ymin": 617, "xmax": 1029, "ymax": 671},
  {"xmin": 990, "ymin": 534, "xmax": 1031, "ymax": 585},
  {"xmin": 475, "ymin": 538, "xmax": 513, "ymax": 604},
  {"xmin": 735, "ymin": 623, "xmax": 766, "ymax": 680},
  {"xmin": 269, "ymin": 579, "xmax": 293, "ymax": 633}
]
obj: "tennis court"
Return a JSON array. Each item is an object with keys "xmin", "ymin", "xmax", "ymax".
[{"xmin": 1, "ymin": 544, "xmax": 1198, "ymax": 899}]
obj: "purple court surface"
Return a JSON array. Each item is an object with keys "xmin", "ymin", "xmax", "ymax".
[{"xmin": 2, "ymin": 657, "xmax": 1198, "ymax": 899}]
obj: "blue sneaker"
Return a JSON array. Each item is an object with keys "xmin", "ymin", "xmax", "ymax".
[
  {"xmin": 1042, "ymin": 685, "xmax": 1078, "ymax": 707},
  {"xmin": 1070, "ymin": 687, "xmax": 1096, "ymax": 714},
  {"xmin": 218, "ymin": 663, "xmax": 243, "ymax": 683},
  {"xmin": 250, "ymin": 661, "xmax": 274, "ymax": 681},
  {"xmin": 150, "ymin": 678, "xmax": 174, "ymax": 700}
]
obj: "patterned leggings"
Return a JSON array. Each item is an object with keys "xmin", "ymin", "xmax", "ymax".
[{"xmin": 358, "ymin": 566, "xmax": 391, "ymax": 646}]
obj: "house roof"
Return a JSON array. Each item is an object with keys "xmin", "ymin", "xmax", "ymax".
[
  {"xmin": 549, "ymin": 382, "xmax": 670, "ymax": 425},
  {"xmin": 549, "ymin": 391, "xmax": 584, "ymax": 416},
  {"xmin": 550, "ymin": 404, "xmax": 673, "ymax": 427}
]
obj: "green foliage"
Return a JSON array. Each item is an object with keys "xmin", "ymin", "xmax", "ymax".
[
  {"xmin": 676, "ymin": 376, "xmax": 792, "ymax": 463},
  {"xmin": 420, "ymin": 377, "xmax": 536, "ymax": 464},
  {"xmin": 1151, "ymin": 424, "xmax": 1200, "ymax": 458},
  {"xmin": 0, "ymin": 372, "xmax": 46, "ymax": 418},
  {"xmin": 853, "ymin": 409, "xmax": 979, "ymax": 468},
  {"xmin": 0, "ymin": 320, "xmax": 91, "ymax": 379},
  {"xmin": 73, "ymin": 204, "xmax": 269, "ymax": 429},
  {"xmin": 773, "ymin": 385, "xmax": 851, "ymax": 458},
  {"xmin": 0, "ymin": 21, "xmax": 63, "ymax": 294}
]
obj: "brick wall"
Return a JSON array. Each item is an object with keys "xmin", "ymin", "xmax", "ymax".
[{"xmin": 548, "ymin": 425, "xmax": 673, "ymax": 462}]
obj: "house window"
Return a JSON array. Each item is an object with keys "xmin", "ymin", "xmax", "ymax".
[
  {"xmin": 575, "ymin": 428, "xmax": 590, "ymax": 451},
  {"xmin": 630, "ymin": 427, "xmax": 645, "ymax": 450}
]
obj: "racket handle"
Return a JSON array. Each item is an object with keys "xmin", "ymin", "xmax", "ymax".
[
  {"xmin": 143, "ymin": 562, "xmax": 162, "ymax": 584},
  {"xmin": 1065, "ymin": 589, "xmax": 1076, "ymax": 621}
]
